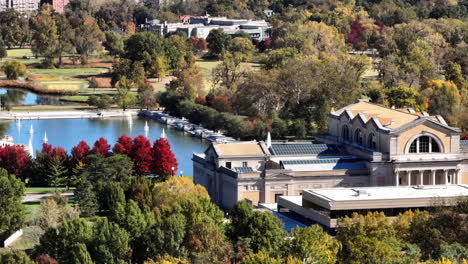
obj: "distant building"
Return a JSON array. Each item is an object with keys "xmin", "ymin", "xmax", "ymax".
[
  {"xmin": 40, "ymin": 0, "xmax": 69, "ymax": 13},
  {"xmin": 0, "ymin": 0, "xmax": 40, "ymax": 13},
  {"xmin": 193, "ymin": 100, "xmax": 468, "ymax": 209},
  {"xmin": 145, "ymin": 15, "xmax": 271, "ymax": 41}
]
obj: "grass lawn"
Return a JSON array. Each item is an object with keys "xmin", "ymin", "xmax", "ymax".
[
  {"xmin": 3, "ymin": 49, "xmax": 41, "ymax": 65},
  {"xmin": 30, "ymin": 68, "xmax": 107, "ymax": 77},
  {"xmin": 23, "ymin": 201, "xmax": 40, "ymax": 222},
  {"xmin": 182, "ymin": 175, "xmax": 193, "ymax": 181},
  {"xmin": 26, "ymin": 187, "xmax": 73, "ymax": 193}
]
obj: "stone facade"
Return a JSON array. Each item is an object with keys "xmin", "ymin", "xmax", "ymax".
[{"xmin": 193, "ymin": 100, "xmax": 468, "ymax": 209}]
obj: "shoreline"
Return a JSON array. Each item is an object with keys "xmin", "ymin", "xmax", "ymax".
[
  {"xmin": 0, "ymin": 80, "xmax": 79, "ymax": 96},
  {"xmin": 0, "ymin": 110, "xmax": 139, "ymax": 120}
]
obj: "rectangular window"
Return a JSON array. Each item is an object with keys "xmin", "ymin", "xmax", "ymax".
[
  {"xmin": 225, "ymin": 162, "xmax": 231, "ymax": 169},
  {"xmin": 419, "ymin": 137, "xmax": 430, "ymax": 152},
  {"xmin": 274, "ymin": 193, "xmax": 283, "ymax": 203},
  {"xmin": 242, "ymin": 161, "xmax": 248, "ymax": 167}
]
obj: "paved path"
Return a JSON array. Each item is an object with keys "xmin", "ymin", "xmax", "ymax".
[
  {"xmin": 23, "ymin": 192, "xmax": 74, "ymax": 202},
  {"xmin": 0, "ymin": 110, "xmax": 139, "ymax": 120}
]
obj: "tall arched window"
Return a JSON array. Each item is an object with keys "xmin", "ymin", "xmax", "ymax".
[
  {"xmin": 368, "ymin": 133, "xmax": 377, "ymax": 149},
  {"xmin": 408, "ymin": 136, "xmax": 441, "ymax": 153},
  {"xmin": 342, "ymin": 125, "xmax": 350, "ymax": 141},
  {"xmin": 354, "ymin": 128, "xmax": 363, "ymax": 145}
]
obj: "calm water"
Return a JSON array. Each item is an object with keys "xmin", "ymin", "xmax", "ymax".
[
  {"xmin": 0, "ymin": 88, "xmax": 67, "ymax": 105},
  {"xmin": 3, "ymin": 116, "xmax": 209, "ymax": 175}
]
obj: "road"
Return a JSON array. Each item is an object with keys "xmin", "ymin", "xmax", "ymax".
[{"xmin": 23, "ymin": 192, "xmax": 74, "ymax": 202}]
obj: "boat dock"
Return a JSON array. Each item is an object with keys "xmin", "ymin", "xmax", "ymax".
[{"xmin": 139, "ymin": 110, "xmax": 237, "ymax": 143}]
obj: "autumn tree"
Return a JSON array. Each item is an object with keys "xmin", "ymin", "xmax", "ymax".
[
  {"xmin": 336, "ymin": 212, "xmax": 407, "ymax": 264},
  {"xmin": 70, "ymin": 17, "xmax": 105, "ymax": 64},
  {"xmin": 112, "ymin": 135, "xmax": 133, "ymax": 155},
  {"xmin": 71, "ymin": 140, "xmax": 90, "ymax": 166},
  {"xmin": 287, "ymin": 225, "xmax": 341, "ymax": 264},
  {"xmin": 0, "ymin": 168, "xmax": 25, "ymax": 236},
  {"xmin": 386, "ymin": 86, "xmax": 424, "ymax": 110},
  {"xmin": 421, "ymin": 80, "xmax": 461, "ymax": 123},
  {"xmin": 0, "ymin": 144, "xmax": 31, "ymax": 179},
  {"xmin": 34, "ymin": 195, "xmax": 79, "ymax": 229},
  {"xmin": 91, "ymin": 137, "xmax": 111, "ymax": 156},
  {"xmin": 30, "ymin": 7, "xmax": 59, "ymax": 67},
  {"xmin": 2, "ymin": 60, "xmax": 27, "ymax": 80},
  {"xmin": 151, "ymin": 137, "xmax": 178, "ymax": 178},
  {"xmin": 130, "ymin": 135, "xmax": 153, "ymax": 175}
]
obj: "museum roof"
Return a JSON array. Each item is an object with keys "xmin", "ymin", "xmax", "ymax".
[
  {"xmin": 279, "ymin": 158, "xmax": 367, "ymax": 172},
  {"xmin": 304, "ymin": 185, "xmax": 468, "ymax": 202},
  {"xmin": 214, "ymin": 142, "xmax": 265, "ymax": 156},
  {"xmin": 270, "ymin": 143, "xmax": 343, "ymax": 156},
  {"xmin": 234, "ymin": 167, "xmax": 255, "ymax": 173},
  {"xmin": 334, "ymin": 101, "xmax": 421, "ymax": 129}
]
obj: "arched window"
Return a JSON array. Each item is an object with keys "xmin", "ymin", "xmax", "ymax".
[
  {"xmin": 354, "ymin": 128, "xmax": 363, "ymax": 145},
  {"xmin": 408, "ymin": 136, "xmax": 441, "ymax": 153},
  {"xmin": 342, "ymin": 125, "xmax": 350, "ymax": 141},
  {"xmin": 368, "ymin": 133, "xmax": 377, "ymax": 149}
]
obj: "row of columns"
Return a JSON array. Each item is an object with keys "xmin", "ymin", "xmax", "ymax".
[{"xmin": 395, "ymin": 169, "xmax": 460, "ymax": 186}]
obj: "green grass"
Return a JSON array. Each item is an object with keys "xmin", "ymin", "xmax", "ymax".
[
  {"xmin": 61, "ymin": 95, "xmax": 90, "ymax": 102},
  {"xmin": 30, "ymin": 68, "xmax": 107, "ymax": 77},
  {"xmin": 3, "ymin": 49, "xmax": 41, "ymax": 65},
  {"xmin": 23, "ymin": 201, "xmax": 40, "ymax": 222},
  {"xmin": 26, "ymin": 187, "xmax": 73, "ymax": 194}
]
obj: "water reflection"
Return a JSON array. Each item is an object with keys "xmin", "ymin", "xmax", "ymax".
[
  {"xmin": 0, "ymin": 88, "xmax": 73, "ymax": 105},
  {"xmin": 3, "ymin": 117, "xmax": 209, "ymax": 175}
]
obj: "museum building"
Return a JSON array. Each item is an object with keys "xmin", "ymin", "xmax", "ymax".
[{"xmin": 193, "ymin": 100, "xmax": 468, "ymax": 209}]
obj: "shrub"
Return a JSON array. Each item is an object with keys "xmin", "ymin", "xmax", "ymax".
[{"xmin": 2, "ymin": 60, "xmax": 27, "ymax": 80}]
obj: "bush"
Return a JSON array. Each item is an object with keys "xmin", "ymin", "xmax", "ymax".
[{"xmin": 2, "ymin": 60, "xmax": 27, "ymax": 80}]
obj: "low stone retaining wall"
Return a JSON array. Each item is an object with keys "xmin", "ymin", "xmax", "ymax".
[{"xmin": 3, "ymin": 229, "xmax": 23, "ymax": 248}]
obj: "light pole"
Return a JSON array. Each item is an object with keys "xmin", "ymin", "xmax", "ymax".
[
  {"xmin": 171, "ymin": 167, "xmax": 175, "ymax": 176},
  {"xmin": 179, "ymin": 171, "xmax": 183, "ymax": 177}
]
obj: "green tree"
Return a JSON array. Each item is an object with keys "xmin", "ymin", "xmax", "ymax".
[
  {"xmin": 0, "ymin": 250, "xmax": 34, "ymax": 264},
  {"xmin": 46, "ymin": 157, "xmax": 68, "ymax": 189},
  {"xmin": 55, "ymin": 14, "xmax": 74, "ymax": 66},
  {"xmin": 206, "ymin": 29, "xmax": 231, "ymax": 57},
  {"xmin": 288, "ymin": 225, "xmax": 341, "ymax": 264},
  {"xmin": 89, "ymin": 217, "xmax": 130, "ymax": 264},
  {"xmin": 229, "ymin": 37, "xmax": 255, "ymax": 62},
  {"xmin": 0, "ymin": 168, "xmax": 25, "ymax": 235},
  {"xmin": 0, "ymin": 37, "xmax": 7, "ymax": 60},
  {"xmin": 445, "ymin": 62, "xmax": 466, "ymax": 93},
  {"xmin": 2, "ymin": 60, "xmax": 27, "ymax": 80},
  {"xmin": 71, "ymin": 17, "xmax": 105, "ymax": 64},
  {"xmin": 386, "ymin": 86, "xmax": 424, "ymax": 110},
  {"xmin": 228, "ymin": 200, "xmax": 286, "ymax": 257},
  {"xmin": 79, "ymin": 154, "xmax": 134, "ymax": 184},
  {"xmin": 114, "ymin": 76, "xmax": 136, "ymax": 111},
  {"xmin": 151, "ymin": 55, "xmax": 169, "ymax": 80},
  {"xmin": 111, "ymin": 59, "xmax": 145, "ymax": 87},
  {"xmin": 111, "ymin": 199, "xmax": 154, "ymax": 239},
  {"xmin": 30, "ymin": 8, "xmax": 59, "ymax": 67},
  {"xmin": 35, "ymin": 218, "xmax": 93, "ymax": 264},
  {"xmin": 74, "ymin": 180, "xmax": 98, "ymax": 217},
  {"xmin": 211, "ymin": 51, "xmax": 247, "ymax": 95},
  {"xmin": 123, "ymin": 32, "xmax": 165, "ymax": 72},
  {"xmin": 0, "ymin": 9, "xmax": 30, "ymax": 48},
  {"xmin": 336, "ymin": 212, "xmax": 405, "ymax": 264},
  {"xmin": 240, "ymin": 251, "xmax": 283, "ymax": 264},
  {"xmin": 103, "ymin": 31, "xmax": 124, "ymax": 57}
]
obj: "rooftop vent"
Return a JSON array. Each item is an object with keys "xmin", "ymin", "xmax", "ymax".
[{"xmin": 353, "ymin": 189, "xmax": 371, "ymax": 196}]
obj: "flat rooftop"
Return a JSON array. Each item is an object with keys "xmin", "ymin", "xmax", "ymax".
[{"xmin": 302, "ymin": 185, "xmax": 468, "ymax": 210}]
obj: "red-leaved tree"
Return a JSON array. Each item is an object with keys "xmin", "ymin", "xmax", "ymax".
[
  {"xmin": 113, "ymin": 135, "xmax": 133, "ymax": 155},
  {"xmin": 0, "ymin": 145, "xmax": 31, "ymax": 178},
  {"xmin": 130, "ymin": 135, "xmax": 153, "ymax": 175},
  {"xmin": 151, "ymin": 138, "xmax": 178, "ymax": 176},
  {"xmin": 91, "ymin": 137, "xmax": 111, "ymax": 157},
  {"xmin": 71, "ymin": 140, "xmax": 90, "ymax": 165}
]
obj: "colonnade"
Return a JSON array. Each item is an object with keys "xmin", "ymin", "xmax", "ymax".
[{"xmin": 395, "ymin": 168, "xmax": 460, "ymax": 186}]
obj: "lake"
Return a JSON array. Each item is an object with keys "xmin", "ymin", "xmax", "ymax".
[
  {"xmin": 0, "ymin": 88, "xmax": 69, "ymax": 105},
  {"xmin": 2, "ymin": 116, "xmax": 209, "ymax": 175}
]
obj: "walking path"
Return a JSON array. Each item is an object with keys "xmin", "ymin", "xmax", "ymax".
[
  {"xmin": 0, "ymin": 110, "xmax": 139, "ymax": 120},
  {"xmin": 23, "ymin": 192, "xmax": 74, "ymax": 202}
]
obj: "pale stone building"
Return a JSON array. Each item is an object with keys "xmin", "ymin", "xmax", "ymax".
[{"xmin": 193, "ymin": 100, "xmax": 468, "ymax": 209}]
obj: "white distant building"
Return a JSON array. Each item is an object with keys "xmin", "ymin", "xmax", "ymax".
[{"xmin": 0, "ymin": 0, "xmax": 40, "ymax": 12}]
